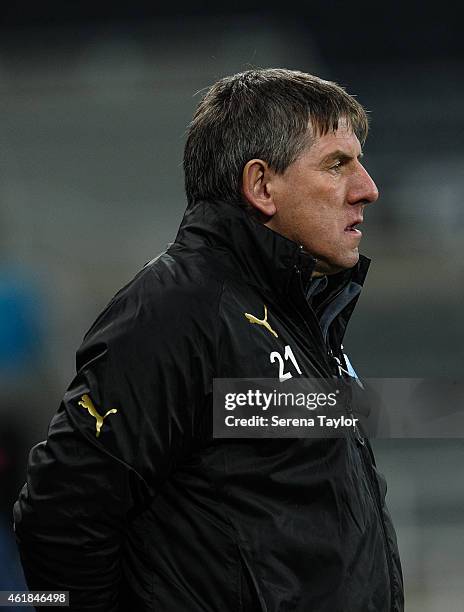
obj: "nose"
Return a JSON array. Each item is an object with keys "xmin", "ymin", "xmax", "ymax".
[{"xmin": 348, "ymin": 163, "xmax": 379, "ymax": 206}]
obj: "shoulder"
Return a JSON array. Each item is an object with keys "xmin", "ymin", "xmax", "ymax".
[{"xmin": 79, "ymin": 248, "xmax": 224, "ymax": 363}]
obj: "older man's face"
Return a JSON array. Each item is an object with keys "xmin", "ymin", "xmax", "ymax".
[{"xmin": 266, "ymin": 119, "xmax": 379, "ymax": 275}]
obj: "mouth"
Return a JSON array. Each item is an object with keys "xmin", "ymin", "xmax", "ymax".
[{"xmin": 344, "ymin": 219, "xmax": 363, "ymax": 237}]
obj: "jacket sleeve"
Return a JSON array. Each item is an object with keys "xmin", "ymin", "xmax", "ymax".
[{"xmin": 13, "ymin": 276, "xmax": 215, "ymax": 610}]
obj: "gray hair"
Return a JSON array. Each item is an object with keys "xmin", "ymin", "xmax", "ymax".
[{"xmin": 183, "ymin": 68, "xmax": 369, "ymax": 208}]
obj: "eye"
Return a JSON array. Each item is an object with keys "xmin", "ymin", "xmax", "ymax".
[{"xmin": 330, "ymin": 160, "xmax": 342, "ymax": 171}]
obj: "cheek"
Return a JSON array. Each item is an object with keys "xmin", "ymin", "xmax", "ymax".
[
  {"xmin": 291, "ymin": 210, "xmax": 327, "ymax": 246},
  {"xmin": 298, "ymin": 202, "xmax": 335, "ymax": 231},
  {"xmin": 276, "ymin": 180, "xmax": 342, "ymax": 240}
]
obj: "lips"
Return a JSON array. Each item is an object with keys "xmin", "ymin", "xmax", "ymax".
[{"xmin": 344, "ymin": 219, "xmax": 363, "ymax": 234}]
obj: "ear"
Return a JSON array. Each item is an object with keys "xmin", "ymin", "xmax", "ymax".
[{"xmin": 241, "ymin": 159, "xmax": 277, "ymax": 218}]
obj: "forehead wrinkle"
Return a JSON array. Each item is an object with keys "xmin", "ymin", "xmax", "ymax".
[
  {"xmin": 293, "ymin": 121, "xmax": 362, "ymax": 169},
  {"xmin": 320, "ymin": 149, "xmax": 364, "ymax": 164},
  {"xmin": 317, "ymin": 129, "xmax": 363, "ymax": 157}
]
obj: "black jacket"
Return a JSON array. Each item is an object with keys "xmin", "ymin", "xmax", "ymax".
[{"xmin": 14, "ymin": 199, "xmax": 404, "ymax": 611}]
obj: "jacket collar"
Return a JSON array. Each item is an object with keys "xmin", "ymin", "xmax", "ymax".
[{"xmin": 174, "ymin": 199, "xmax": 370, "ymax": 297}]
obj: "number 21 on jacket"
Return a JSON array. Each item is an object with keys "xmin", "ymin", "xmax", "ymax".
[{"xmin": 270, "ymin": 345, "xmax": 302, "ymax": 382}]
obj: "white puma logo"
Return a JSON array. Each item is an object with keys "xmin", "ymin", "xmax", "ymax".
[
  {"xmin": 78, "ymin": 394, "xmax": 118, "ymax": 438},
  {"xmin": 244, "ymin": 305, "xmax": 278, "ymax": 338}
]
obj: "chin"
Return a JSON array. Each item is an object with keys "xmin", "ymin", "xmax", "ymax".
[{"xmin": 315, "ymin": 251, "xmax": 359, "ymax": 275}]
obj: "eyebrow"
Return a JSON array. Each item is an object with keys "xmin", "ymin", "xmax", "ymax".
[{"xmin": 320, "ymin": 150, "xmax": 364, "ymax": 165}]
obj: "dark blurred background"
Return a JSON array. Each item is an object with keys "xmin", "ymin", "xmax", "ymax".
[{"xmin": 1, "ymin": 2, "xmax": 463, "ymax": 610}]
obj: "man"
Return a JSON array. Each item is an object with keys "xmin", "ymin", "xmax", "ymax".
[{"xmin": 14, "ymin": 69, "xmax": 404, "ymax": 611}]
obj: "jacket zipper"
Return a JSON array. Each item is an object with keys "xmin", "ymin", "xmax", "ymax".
[
  {"xmin": 338, "ymin": 343, "xmax": 396, "ymax": 609},
  {"xmin": 357, "ymin": 438, "xmax": 396, "ymax": 611},
  {"xmin": 292, "ymin": 259, "xmax": 396, "ymax": 609}
]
